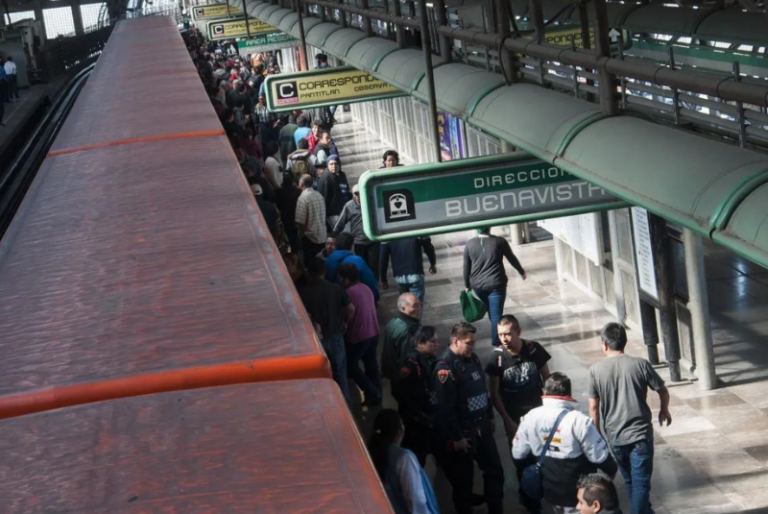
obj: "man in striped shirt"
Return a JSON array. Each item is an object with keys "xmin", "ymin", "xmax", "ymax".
[{"xmin": 296, "ymin": 174, "xmax": 327, "ymax": 263}]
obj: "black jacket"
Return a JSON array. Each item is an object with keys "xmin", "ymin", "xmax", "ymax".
[
  {"xmin": 380, "ymin": 237, "xmax": 436, "ymax": 280},
  {"xmin": 392, "ymin": 350, "xmax": 437, "ymax": 427},
  {"xmin": 433, "ymin": 348, "xmax": 494, "ymax": 442}
]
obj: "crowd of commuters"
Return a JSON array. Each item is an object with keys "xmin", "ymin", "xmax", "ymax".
[{"xmin": 184, "ymin": 26, "xmax": 671, "ymax": 514}]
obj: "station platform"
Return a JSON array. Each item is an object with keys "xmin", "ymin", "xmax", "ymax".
[
  {"xmin": 332, "ymin": 112, "xmax": 768, "ymax": 514},
  {"xmin": 0, "ymin": 85, "xmax": 50, "ymax": 157}
]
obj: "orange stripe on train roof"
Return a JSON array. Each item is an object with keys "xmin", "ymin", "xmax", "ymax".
[
  {"xmin": 0, "ymin": 354, "xmax": 331, "ymax": 420},
  {"xmin": 47, "ymin": 130, "xmax": 225, "ymax": 157}
]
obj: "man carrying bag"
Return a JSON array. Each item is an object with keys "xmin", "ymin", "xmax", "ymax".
[{"xmin": 513, "ymin": 373, "xmax": 617, "ymax": 514}]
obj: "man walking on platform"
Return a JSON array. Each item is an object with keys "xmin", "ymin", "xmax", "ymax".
[
  {"xmin": 513, "ymin": 373, "xmax": 617, "ymax": 514},
  {"xmin": 380, "ymin": 236, "xmax": 437, "ymax": 304},
  {"xmin": 4, "ymin": 57, "xmax": 18, "ymax": 100},
  {"xmin": 588, "ymin": 323, "xmax": 671, "ymax": 514},
  {"xmin": 433, "ymin": 321, "xmax": 504, "ymax": 514}
]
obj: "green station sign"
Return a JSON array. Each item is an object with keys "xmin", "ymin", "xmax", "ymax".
[
  {"xmin": 207, "ymin": 18, "xmax": 274, "ymax": 41},
  {"xmin": 237, "ymin": 31, "xmax": 298, "ymax": 53},
  {"xmin": 265, "ymin": 66, "xmax": 405, "ymax": 113},
  {"xmin": 192, "ymin": 3, "xmax": 240, "ymax": 21},
  {"xmin": 360, "ymin": 154, "xmax": 627, "ymax": 241}
]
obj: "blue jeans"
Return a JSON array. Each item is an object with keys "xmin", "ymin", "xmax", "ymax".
[
  {"xmin": 397, "ymin": 275, "xmax": 425, "ymax": 304},
  {"xmin": 345, "ymin": 336, "xmax": 382, "ymax": 402},
  {"xmin": 613, "ymin": 440, "xmax": 655, "ymax": 514},
  {"xmin": 322, "ymin": 334, "xmax": 351, "ymax": 404},
  {"xmin": 473, "ymin": 287, "xmax": 506, "ymax": 347}
]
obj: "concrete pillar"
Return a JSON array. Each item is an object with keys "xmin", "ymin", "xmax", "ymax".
[
  {"xmin": 554, "ymin": 238, "xmax": 565, "ymax": 282},
  {"xmin": 71, "ymin": 0, "xmax": 85, "ymax": 36},
  {"xmin": 683, "ymin": 228, "xmax": 717, "ymax": 390},
  {"xmin": 34, "ymin": 3, "xmax": 47, "ymax": 40},
  {"xmin": 607, "ymin": 210, "xmax": 626, "ymax": 323}
]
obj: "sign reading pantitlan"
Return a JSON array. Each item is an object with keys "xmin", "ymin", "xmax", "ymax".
[
  {"xmin": 265, "ymin": 66, "xmax": 405, "ymax": 112},
  {"xmin": 207, "ymin": 18, "xmax": 273, "ymax": 40},
  {"xmin": 360, "ymin": 154, "xmax": 626, "ymax": 241},
  {"xmin": 192, "ymin": 3, "xmax": 240, "ymax": 21}
]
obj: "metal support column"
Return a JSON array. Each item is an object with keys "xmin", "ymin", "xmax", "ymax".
[
  {"xmin": 433, "ymin": 0, "xmax": 451, "ymax": 62},
  {"xmin": 650, "ymin": 213, "xmax": 682, "ymax": 382},
  {"xmin": 361, "ymin": 0, "xmax": 372, "ymax": 37},
  {"xmin": 501, "ymin": 140, "xmax": 523, "ymax": 246},
  {"xmin": 392, "ymin": 0, "xmax": 404, "ymax": 47},
  {"xmin": 577, "ymin": 1, "xmax": 594, "ymax": 102},
  {"xmin": 639, "ymin": 300, "xmax": 661, "ymax": 365},
  {"xmin": 338, "ymin": 0, "xmax": 347, "ymax": 28},
  {"xmin": 591, "ymin": 0, "xmax": 618, "ymax": 115},
  {"xmin": 295, "ymin": 0, "xmax": 310, "ymax": 71},
  {"xmin": 71, "ymin": 0, "xmax": 85, "ymax": 36},
  {"xmin": 496, "ymin": 0, "xmax": 517, "ymax": 83},
  {"xmin": 683, "ymin": 228, "xmax": 717, "ymax": 390},
  {"xmin": 243, "ymin": 0, "xmax": 251, "ymax": 38},
  {"xmin": 418, "ymin": 0, "xmax": 442, "ymax": 163}
]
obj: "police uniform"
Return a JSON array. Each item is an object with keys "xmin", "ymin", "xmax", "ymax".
[
  {"xmin": 433, "ymin": 348, "xmax": 504, "ymax": 514},
  {"xmin": 392, "ymin": 349, "xmax": 438, "ymax": 466}
]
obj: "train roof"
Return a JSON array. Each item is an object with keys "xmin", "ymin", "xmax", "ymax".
[
  {"xmin": 0, "ymin": 380, "xmax": 394, "ymax": 513},
  {"xmin": 0, "ymin": 17, "xmax": 328, "ymax": 416}
]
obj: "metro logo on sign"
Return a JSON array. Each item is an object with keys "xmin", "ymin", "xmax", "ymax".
[
  {"xmin": 276, "ymin": 81, "xmax": 299, "ymax": 104},
  {"xmin": 265, "ymin": 66, "xmax": 404, "ymax": 113},
  {"xmin": 360, "ymin": 154, "xmax": 626, "ymax": 241},
  {"xmin": 384, "ymin": 190, "xmax": 416, "ymax": 223}
]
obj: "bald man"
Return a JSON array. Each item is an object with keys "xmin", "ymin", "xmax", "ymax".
[{"xmin": 381, "ymin": 292, "xmax": 422, "ymax": 381}]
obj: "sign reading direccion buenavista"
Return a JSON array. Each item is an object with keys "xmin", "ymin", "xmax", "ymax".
[{"xmin": 360, "ymin": 154, "xmax": 626, "ymax": 241}]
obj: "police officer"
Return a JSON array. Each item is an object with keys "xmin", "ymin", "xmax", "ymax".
[
  {"xmin": 392, "ymin": 325, "xmax": 440, "ymax": 466},
  {"xmin": 433, "ymin": 321, "xmax": 504, "ymax": 514}
]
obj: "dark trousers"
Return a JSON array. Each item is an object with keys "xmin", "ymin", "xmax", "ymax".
[
  {"xmin": 354, "ymin": 242, "xmax": 380, "ymax": 281},
  {"xmin": 613, "ymin": 440, "xmax": 655, "ymax": 514},
  {"xmin": 437, "ymin": 420, "xmax": 504, "ymax": 514},
  {"xmin": 7, "ymin": 75, "xmax": 18, "ymax": 99},
  {"xmin": 301, "ymin": 237, "xmax": 324, "ymax": 264},
  {"xmin": 402, "ymin": 418, "xmax": 433, "ymax": 467},
  {"xmin": 0, "ymin": 80, "xmax": 7, "ymax": 102},
  {"xmin": 345, "ymin": 336, "xmax": 381, "ymax": 403}
]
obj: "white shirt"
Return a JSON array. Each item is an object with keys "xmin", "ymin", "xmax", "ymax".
[
  {"xmin": 264, "ymin": 155, "xmax": 283, "ymax": 189},
  {"xmin": 4, "ymin": 61, "xmax": 17, "ymax": 75}
]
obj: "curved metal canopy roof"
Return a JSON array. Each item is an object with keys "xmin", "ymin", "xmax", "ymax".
[{"xmin": 232, "ymin": 0, "xmax": 768, "ymax": 269}]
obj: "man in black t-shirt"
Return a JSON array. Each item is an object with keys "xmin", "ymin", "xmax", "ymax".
[
  {"xmin": 486, "ymin": 314, "xmax": 551, "ymax": 514},
  {"xmin": 486, "ymin": 314, "xmax": 551, "ymax": 437}
]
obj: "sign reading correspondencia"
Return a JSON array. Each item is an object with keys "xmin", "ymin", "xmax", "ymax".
[
  {"xmin": 192, "ymin": 3, "xmax": 240, "ymax": 21},
  {"xmin": 360, "ymin": 154, "xmax": 626, "ymax": 241},
  {"xmin": 207, "ymin": 18, "xmax": 273, "ymax": 40},
  {"xmin": 265, "ymin": 66, "xmax": 404, "ymax": 113}
]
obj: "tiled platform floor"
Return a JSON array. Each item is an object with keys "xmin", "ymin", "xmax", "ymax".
[{"xmin": 332, "ymin": 113, "xmax": 768, "ymax": 514}]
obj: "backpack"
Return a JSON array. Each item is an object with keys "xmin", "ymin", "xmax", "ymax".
[{"xmin": 290, "ymin": 153, "xmax": 311, "ymax": 178}]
